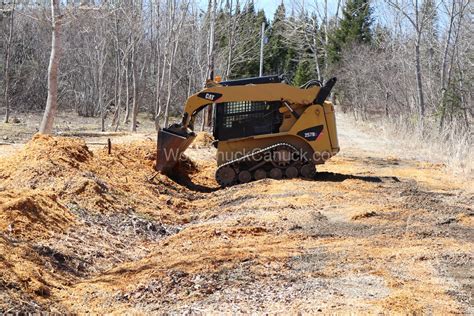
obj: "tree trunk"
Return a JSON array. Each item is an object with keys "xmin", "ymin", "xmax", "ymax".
[
  {"xmin": 111, "ymin": 10, "xmax": 121, "ymax": 129},
  {"xmin": 335, "ymin": 0, "xmax": 342, "ymax": 27},
  {"xmin": 384, "ymin": 91, "xmax": 390, "ymax": 118},
  {"xmin": 98, "ymin": 43, "xmax": 105, "ymax": 132},
  {"xmin": 163, "ymin": 0, "xmax": 188, "ymax": 128},
  {"xmin": 414, "ymin": 37, "xmax": 425, "ymax": 127},
  {"xmin": 205, "ymin": 0, "xmax": 216, "ymax": 128},
  {"xmin": 154, "ymin": 57, "xmax": 162, "ymax": 129},
  {"xmin": 312, "ymin": 19, "xmax": 322, "ymax": 81},
  {"xmin": 154, "ymin": 2, "xmax": 162, "ymax": 129},
  {"xmin": 439, "ymin": 0, "xmax": 464, "ymax": 132},
  {"xmin": 323, "ymin": 0, "xmax": 329, "ymax": 78},
  {"xmin": 123, "ymin": 56, "xmax": 130, "ymax": 124},
  {"xmin": 113, "ymin": 67, "xmax": 123, "ymax": 132},
  {"xmin": 163, "ymin": 49, "xmax": 174, "ymax": 128},
  {"xmin": 224, "ymin": 0, "xmax": 234, "ymax": 80},
  {"xmin": 39, "ymin": 0, "xmax": 61, "ymax": 134},
  {"xmin": 413, "ymin": 0, "xmax": 425, "ymax": 129},
  {"xmin": 130, "ymin": 41, "xmax": 138, "ymax": 132},
  {"xmin": 3, "ymin": 0, "xmax": 15, "ymax": 123},
  {"xmin": 438, "ymin": 1, "xmax": 455, "ymax": 131}
]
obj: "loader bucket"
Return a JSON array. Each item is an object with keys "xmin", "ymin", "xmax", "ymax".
[{"xmin": 156, "ymin": 127, "xmax": 196, "ymax": 174}]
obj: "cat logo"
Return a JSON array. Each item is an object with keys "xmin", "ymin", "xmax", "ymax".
[
  {"xmin": 205, "ymin": 93, "xmax": 216, "ymax": 101},
  {"xmin": 197, "ymin": 92, "xmax": 223, "ymax": 102}
]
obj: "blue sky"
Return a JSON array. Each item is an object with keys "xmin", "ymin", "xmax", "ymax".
[
  {"xmin": 198, "ymin": 0, "xmax": 342, "ymax": 21},
  {"xmin": 255, "ymin": 0, "xmax": 282, "ymax": 17},
  {"xmin": 241, "ymin": 0, "xmax": 340, "ymax": 20}
]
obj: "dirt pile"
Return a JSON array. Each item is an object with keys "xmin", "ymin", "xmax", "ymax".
[
  {"xmin": 0, "ymin": 190, "xmax": 73, "ymax": 240},
  {"xmin": 1, "ymin": 134, "xmax": 90, "ymax": 184},
  {"xmin": 0, "ymin": 134, "xmax": 199, "ymax": 233},
  {"xmin": 0, "ymin": 234, "xmax": 72, "ymax": 312},
  {"xmin": 0, "ymin": 134, "xmax": 207, "ymax": 310}
]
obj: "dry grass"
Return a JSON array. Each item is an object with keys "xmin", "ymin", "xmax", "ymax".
[{"xmin": 349, "ymin": 113, "xmax": 473, "ymax": 176}]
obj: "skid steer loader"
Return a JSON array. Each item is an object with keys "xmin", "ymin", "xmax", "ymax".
[{"xmin": 156, "ymin": 75, "xmax": 339, "ymax": 187}]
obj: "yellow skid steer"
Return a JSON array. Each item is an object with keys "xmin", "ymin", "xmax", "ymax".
[{"xmin": 156, "ymin": 75, "xmax": 339, "ymax": 187}]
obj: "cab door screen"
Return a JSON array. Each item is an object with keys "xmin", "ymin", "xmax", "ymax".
[{"xmin": 213, "ymin": 101, "xmax": 283, "ymax": 141}]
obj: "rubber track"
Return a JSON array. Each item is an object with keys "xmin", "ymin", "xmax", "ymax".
[{"xmin": 216, "ymin": 142, "xmax": 302, "ymax": 175}]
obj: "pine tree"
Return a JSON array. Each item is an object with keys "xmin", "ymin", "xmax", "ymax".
[
  {"xmin": 265, "ymin": 3, "xmax": 290, "ymax": 75},
  {"xmin": 231, "ymin": 4, "xmax": 267, "ymax": 78},
  {"xmin": 293, "ymin": 56, "xmax": 315, "ymax": 86},
  {"xmin": 284, "ymin": 46, "xmax": 298, "ymax": 79},
  {"xmin": 216, "ymin": 7, "xmax": 229, "ymax": 49},
  {"xmin": 328, "ymin": 0, "xmax": 373, "ymax": 63}
]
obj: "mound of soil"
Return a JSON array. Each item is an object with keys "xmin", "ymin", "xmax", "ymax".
[
  {"xmin": 0, "ymin": 134, "xmax": 198, "ymax": 233},
  {"xmin": 0, "ymin": 190, "xmax": 73, "ymax": 240},
  {"xmin": 0, "ymin": 134, "xmax": 205, "ymax": 310}
]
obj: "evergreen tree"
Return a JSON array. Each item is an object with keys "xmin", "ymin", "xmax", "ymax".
[
  {"xmin": 265, "ymin": 3, "xmax": 290, "ymax": 75},
  {"xmin": 216, "ymin": 8, "xmax": 229, "ymax": 49},
  {"xmin": 328, "ymin": 0, "xmax": 373, "ymax": 63},
  {"xmin": 284, "ymin": 46, "xmax": 299, "ymax": 79},
  {"xmin": 283, "ymin": 12, "xmax": 300, "ymax": 79},
  {"xmin": 293, "ymin": 56, "xmax": 316, "ymax": 86},
  {"xmin": 231, "ymin": 4, "xmax": 267, "ymax": 78}
]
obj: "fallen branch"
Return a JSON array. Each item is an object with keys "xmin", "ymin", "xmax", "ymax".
[{"xmin": 147, "ymin": 172, "xmax": 160, "ymax": 183}]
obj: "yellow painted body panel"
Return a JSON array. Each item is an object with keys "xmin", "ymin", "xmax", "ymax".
[
  {"xmin": 216, "ymin": 103, "xmax": 339, "ymax": 165},
  {"xmin": 181, "ymin": 81, "xmax": 340, "ymax": 167},
  {"xmin": 183, "ymin": 83, "xmax": 320, "ymax": 128}
]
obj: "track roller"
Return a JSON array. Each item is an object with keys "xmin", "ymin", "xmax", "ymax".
[
  {"xmin": 216, "ymin": 166, "xmax": 236, "ymax": 187},
  {"xmin": 300, "ymin": 163, "xmax": 316, "ymax": 179},
  {"xmin": 269, "ymin": 168, "xmax": 283, "ymax": 179},
  {"xmin": 238, "ymin": 170, "xmax": 252, "ymax": 183},
  {"xmin": 254, "ymin": 169, "xmax": 267, "ymax": 180},
  {"xmin": 285, "ymin": 166, "xmax": 299, "ymax": 179},
  {"xmin": 215, "ymin": 143, "xmax": 317, "ymax": 187}
]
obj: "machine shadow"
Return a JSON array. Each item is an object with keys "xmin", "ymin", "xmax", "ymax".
[
  {"xmin": 169, "ymin": 173, "xmax": 220, "ymax": 193},
  {"xmin": 170, "ymin": 171, "xmax": 400, "ymax": 191},
  {"xmin": 312, "ymin": 171, "xmax": 399, "ymax": 183}
]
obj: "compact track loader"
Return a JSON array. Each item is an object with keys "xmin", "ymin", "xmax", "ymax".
[{"xmin": 156, "ymin": 75, "xmax": 339, "ymax": 187}]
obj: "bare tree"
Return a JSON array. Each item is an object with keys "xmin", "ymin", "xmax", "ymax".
[
  {"xmin": 438, "ymin": 0, "xmax": 469, "ymax": 131},
  {"xmin": 204, "ymin": 0, "xmax": 216, "ymax": 129},
  {"xmin": 385, "ymin": 0, "xmax": 430, "ymax": 128},
  {"xmin": 3, "ymin": 0, "xmax": 16, "ymax": 123},
  {"xmin": 39, "ymin": 0, "xmax": 62, "ymax": 134},
  {"xmin": 163, "ymin": 0, "xmax": 190, "ymax": 128}
]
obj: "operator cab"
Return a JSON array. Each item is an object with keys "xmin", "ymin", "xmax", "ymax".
[
  {"xmin": 212, "ymin": 75, "xmax": 287, "ymax": 141},
  {"xmin": 213, "ymin": 100, "xmax": 283, "ymax": 141}
]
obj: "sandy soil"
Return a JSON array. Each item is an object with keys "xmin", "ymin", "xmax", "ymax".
[{"xmin": 0, "ymin": 112, "xmax": 472, "ymax": 313}]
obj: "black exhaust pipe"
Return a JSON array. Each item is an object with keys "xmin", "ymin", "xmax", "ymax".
[{"xmin": 313, "ymin": 77, "xmax": 337, "ymax": 105}]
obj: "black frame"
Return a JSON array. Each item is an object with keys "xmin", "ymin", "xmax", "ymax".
[{"xmin": 213, "ymin": 101, "xmax": 283, "ymax": 141}]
